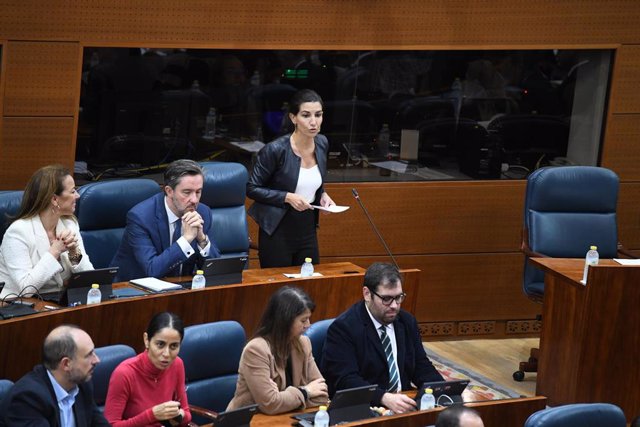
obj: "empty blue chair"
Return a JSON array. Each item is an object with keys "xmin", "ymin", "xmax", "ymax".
[
  {"xmin": 200, "ymin": 162, "xmax": 250, "ymax": 259},
  {"xmin": 76, "ymin": 179, "xmax": 160, "ymax": 268},
  {"xmin": 515, "ymin": 166, "xmax": 631, "ymax": 381},
  {"xmin": 525, "ymin": 403, "xmax": 626, "ymax": 427},
  {"xmin": 0, "ymin": 191, "xmax": 23, "ymax": 245},
  {"xmin": 93, "ymin": 344, "xmax": 136, "ymax": 411},
  {"xmin": 304, "ymin": 318, "xmax": 335, "ymax": 368},
  {"xmin": 180, "ymin": 320, "xmax": 246, "ymax": 425}
]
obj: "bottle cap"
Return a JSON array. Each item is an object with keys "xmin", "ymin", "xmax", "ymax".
[
  {"xmin": 590, "ymin": 245, "xmax": 597, "ymax": 250},
  {"xmin": 91, "ymin": 284, "xmax": 99, "ymax": 289},
  {"xmin": 196, "ymin": 270, "xmax": 204, "ymax": 275},
  {"xmin": 425, "ymin": 387, "xmax": 433, "ymax": 394},
  {"xmin": 305, "ymin": 257, "xmax": 312, "ymax": 263},
  {"xmin": 319, "ymin": 405, "xmax": 328, "ymax": 411}
]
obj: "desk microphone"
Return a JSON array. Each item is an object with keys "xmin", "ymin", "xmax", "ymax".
[{"xmin": 351, "ymin": 188, "xmax": 399, "ymax": 270}]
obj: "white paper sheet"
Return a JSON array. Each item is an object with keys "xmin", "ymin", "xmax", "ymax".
[
  {"xmin": 311, "ymin": 205, "xmax": 350, "ymax": 213},
  {"xmin": 613, "ymin": 258, "xmax": 640, "ymax": 266}
]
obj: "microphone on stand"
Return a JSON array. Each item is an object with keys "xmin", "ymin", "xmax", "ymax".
[{"xmin": 351, "ymin": 188, "xmax": 400, "ymax": 270}]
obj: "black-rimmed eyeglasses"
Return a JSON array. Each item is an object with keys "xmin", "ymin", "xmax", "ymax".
[{"xmin": 370, "ymin": 289, "xmax": 406, "ymax": 306}]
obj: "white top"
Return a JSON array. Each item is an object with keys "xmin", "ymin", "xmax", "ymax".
[
  {"xmin": 294, "ymin": 165, "xmax": 322, "ymax": 203},
  {"xmin": 0, "ymin": 215, "xmax": 94, "ymax": 298}
]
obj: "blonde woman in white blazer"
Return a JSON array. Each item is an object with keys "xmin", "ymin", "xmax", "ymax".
[{"xmin": 0, "ymin": 165, "xmax": 93, "ymax": 299}]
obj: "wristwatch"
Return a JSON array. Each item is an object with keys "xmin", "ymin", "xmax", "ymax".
[{"xmin": 68, "ymin": 251, "xmax": 83, "ymax": 264}]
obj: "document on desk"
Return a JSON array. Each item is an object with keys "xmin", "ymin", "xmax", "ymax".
[
  {"xmin": 283, "ymin": 272, "xmax": 324, "ymax": 278},
  {"xmin": 311, "ymin": 205, "xmax": 350, "ymax": 213},
  {"xmin": 130, "ymin": 277, "xmax": 183, "ymax": 292},
  {"xmin": 229, "ymin": 140, "xmax": 265, "ymax": 153},
  {"xmin": 613, "ymin": 258, "xmax": 640, "ymax": 266}
]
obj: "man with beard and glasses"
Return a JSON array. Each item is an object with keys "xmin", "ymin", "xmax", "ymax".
[
  {"xmin": 0, "ymin": 325, "xmax": 109, "ymax": 426},
  {"xmin": 322, "ymin": 262, "xmax": 444, "ymax": 414},
  {"xmin": 110, "ymin": 159, "xmax": 220, "ymax": 282}
]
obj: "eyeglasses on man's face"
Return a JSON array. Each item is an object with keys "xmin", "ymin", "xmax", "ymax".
[{"xmin": 370, "ymin": 289, "xmax": 406, "ymax": 306}]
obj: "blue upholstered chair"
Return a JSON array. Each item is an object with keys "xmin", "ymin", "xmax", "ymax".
[
  {"xmin": 0, "ymin": 379, "xmax": 14, "ymax": 406},
  {"xmin": 200, "ymin": 162, "xmax": 250, "ymax": 259},
  {"xmin": 0, "ymin": 191, "xmax": 23, "ymax": 245},
  {"xmin": 304, "ymin": 318, "xmax": 335, "ymax": 369},
  {"xmin": 180, "ymin": 320, "xmax": 246, "ymax": 425},
  {"xmin": 514, "ymin": 166, "xmax": 632, "ymax": 381},
  {"xmin": 525, "ymin": 403, "xmax": 626, "ymax": 427},
  {"xmin": 92, "ymin": 344, "xmax": 136, "ymax": 411},
  {"xmin": 76, "ymin": 179, "xmax": 160, "ymax": 268}
]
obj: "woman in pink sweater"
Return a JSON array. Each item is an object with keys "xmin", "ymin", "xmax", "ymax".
[{"xmin": 104, "ymin": 312, "xmax": 192, "ymax": 426}]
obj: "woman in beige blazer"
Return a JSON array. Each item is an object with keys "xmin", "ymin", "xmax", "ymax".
[
  {"xmin": 227, "ymin": 286, "xmax": 329, "ymax": 415},
  {"xmin": 0, "ymin": 165, "xmax": 93, "ymax": 299}
]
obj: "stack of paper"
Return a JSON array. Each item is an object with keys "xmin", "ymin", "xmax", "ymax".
[{"xmin": 130, "ymin": 277, "xmax": 183, "ymax": 292}]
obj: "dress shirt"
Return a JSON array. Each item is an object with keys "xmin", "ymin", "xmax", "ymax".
[
  {"xmin": 164, "ymin": 199, "xmax": 210, "ymax": 259},
  {"xmin": 365, "ymin": 304, "xmax": 402, "ymax": 392},
  {"xmin": 47, "ymin": 370, "xmax": 78, "ymax": 427}
]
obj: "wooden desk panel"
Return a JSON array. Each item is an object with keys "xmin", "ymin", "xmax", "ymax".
[
  {"xmin": 250, "ymin": 396, "xmax": 546, "ymax": 427},
  {"xmin": 532, "ymin": 258, "xmax": 640, "ymax": 421},
  {"xmin": 0, "ymin": 263, "xmax": 419, "ymax": 382}
]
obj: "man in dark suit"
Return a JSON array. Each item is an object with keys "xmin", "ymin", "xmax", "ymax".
[
  {"xmin": 110, "ymin": 159, "xmax": 220, "ymax": 281},
  {"xmin": 322, "ymin": 262, "xmax": 444, "ymax": 414},
  {"xmin": 0, "ymin": 325, "xmax": 109, "ymax": 426}
]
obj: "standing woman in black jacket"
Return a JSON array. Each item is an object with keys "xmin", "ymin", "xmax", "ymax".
[{"xmin": 247, "ymin": 89, "xmax": 335, "ymax": 268}]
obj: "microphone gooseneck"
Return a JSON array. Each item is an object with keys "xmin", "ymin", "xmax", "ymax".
[{"xmin": 351, "ymin": 187, "xmax": 399, "ymax": 270}]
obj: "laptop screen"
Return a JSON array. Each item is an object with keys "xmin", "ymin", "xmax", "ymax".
[{"xmin": 201, "ymin": 256, "xmax": 247, "ymax": 286}]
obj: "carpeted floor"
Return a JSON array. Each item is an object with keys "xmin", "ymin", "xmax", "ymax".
[{"xmin": 424, "ymin": 346, "xmax": 522, "ymax": 401}]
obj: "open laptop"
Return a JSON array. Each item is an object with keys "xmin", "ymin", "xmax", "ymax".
[
  {"xmin": 40, "ymin": 267, "xmax": 118, "ymax": 306},
  {"xmin": 179, "ymin": 256, "xmax": 247, "ymax": 287},
  {"xmin": 292, "ymin": 384, "xmax": 377, "ymax": 425},
  {"xmin": 414, "ymin": 379, "xmax": 470, "ymax": 406},
  {"xmin": 212, "ymin": 404, "xmax": 258, "ymax": 427}
]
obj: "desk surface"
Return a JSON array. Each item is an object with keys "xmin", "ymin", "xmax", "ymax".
[
  {"xmin": 0, "ymin": 262, "xmax": 420, "ymax": 381},
  {"xmin": 245, "ymin": 396, "xmax": 547, "ymax": 427}
]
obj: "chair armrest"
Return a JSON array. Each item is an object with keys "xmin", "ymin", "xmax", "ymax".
[
  {"xmin": 617, "ymin": 243, "xmax": 638, "ymax": 259},
  {"xmin": 521, "ymin": 229, "xmax": 547, "ymax": 258},
  {"xmin": 190, "ymin": 404, "xmax": 219, "ymax": 421}
]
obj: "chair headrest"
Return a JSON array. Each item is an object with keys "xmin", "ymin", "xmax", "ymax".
[
  {"xmin": 200, "ymin": 162, "xmax": 248, "ymax": 208},
  {"xmin": 0, "ymin": 191, "xmax": 24, "ymax": 239},
  {"xmin": 93, "ymin": 344, "xmax": 136, "ymax": 404},
  {"xmin": 525, "ymin": 166, "xmax": 618, "ymax": 214},
  {"xmin": 77, "ymin": 179, "xmax": 160, "ymax": 230},
  {"xmin": 181, "ymin": 321, "xmax": 246, "ymax": 381},
  {"xmin": 525, "ymin": 403, "xmax": 626, "ymax": 427}
]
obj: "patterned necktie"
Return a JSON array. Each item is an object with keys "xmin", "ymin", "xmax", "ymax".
[
  {"xmin": 379, "ymin": 325, "xmax": 400, "ymax": 392},
  {"xmin": 172, "ymin": 219, "xmax": 183, "ymax": 276},
  {"xmin": 172, "ymin": 218, "xmax": 182, "ymax": 244}
]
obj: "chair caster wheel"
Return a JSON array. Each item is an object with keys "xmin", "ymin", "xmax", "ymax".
[{"xmin": 513, "ymin": 370, "xmax": 525, "ymax": 382}]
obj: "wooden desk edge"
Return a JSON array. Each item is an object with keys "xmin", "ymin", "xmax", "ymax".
[{"xmin": 248, "ymin": 396, "xmax": 547, "ymax": 427}]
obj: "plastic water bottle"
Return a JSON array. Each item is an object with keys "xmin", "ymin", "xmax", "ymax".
[
  {"xmin": 420, "ymin": 387, "xmax": 435, "ymax": 410},
  {"xmin": 581, "ymin": 245, "xmax": 599, "ymax": 284},
  {"xmin": 191, "ymin": 270, "xmax": 206, "ymax": 290},
  {"xmin": 205, "ymin": 107, "xmax": 216, "ymax": 138},
  {"xmin": 314, "ymin": 405, "xmax": 329, "ymax": 427},
  {"xmin": 378, "ymin": 123, "xmax": 390, "ymax": 157},
  {"xmin": 86, "ymin": 284, "xmax": 101, "ymax": 305},
  {"xmin": 300, "ymin": 258, "xmax": 314, "ymax": 277}
]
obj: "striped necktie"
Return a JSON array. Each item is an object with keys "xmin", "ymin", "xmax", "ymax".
[{"xmin": 379, "ymin": 325, "xmax": 400, "ymax": 392}]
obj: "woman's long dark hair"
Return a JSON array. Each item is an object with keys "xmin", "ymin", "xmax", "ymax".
[{"xmin": 254, "ymin": 286, "xmax": 315, "ymax": 368}]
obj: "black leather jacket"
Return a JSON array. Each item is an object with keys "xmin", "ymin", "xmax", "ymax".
[{"xmin": 247, "ymin": 133, "xmax": 328, "ymax": 236}]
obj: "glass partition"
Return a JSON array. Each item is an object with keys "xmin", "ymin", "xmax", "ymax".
[{"xmin": 77, "ymin": 48, "xmax": 613, "ymax": 182}]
